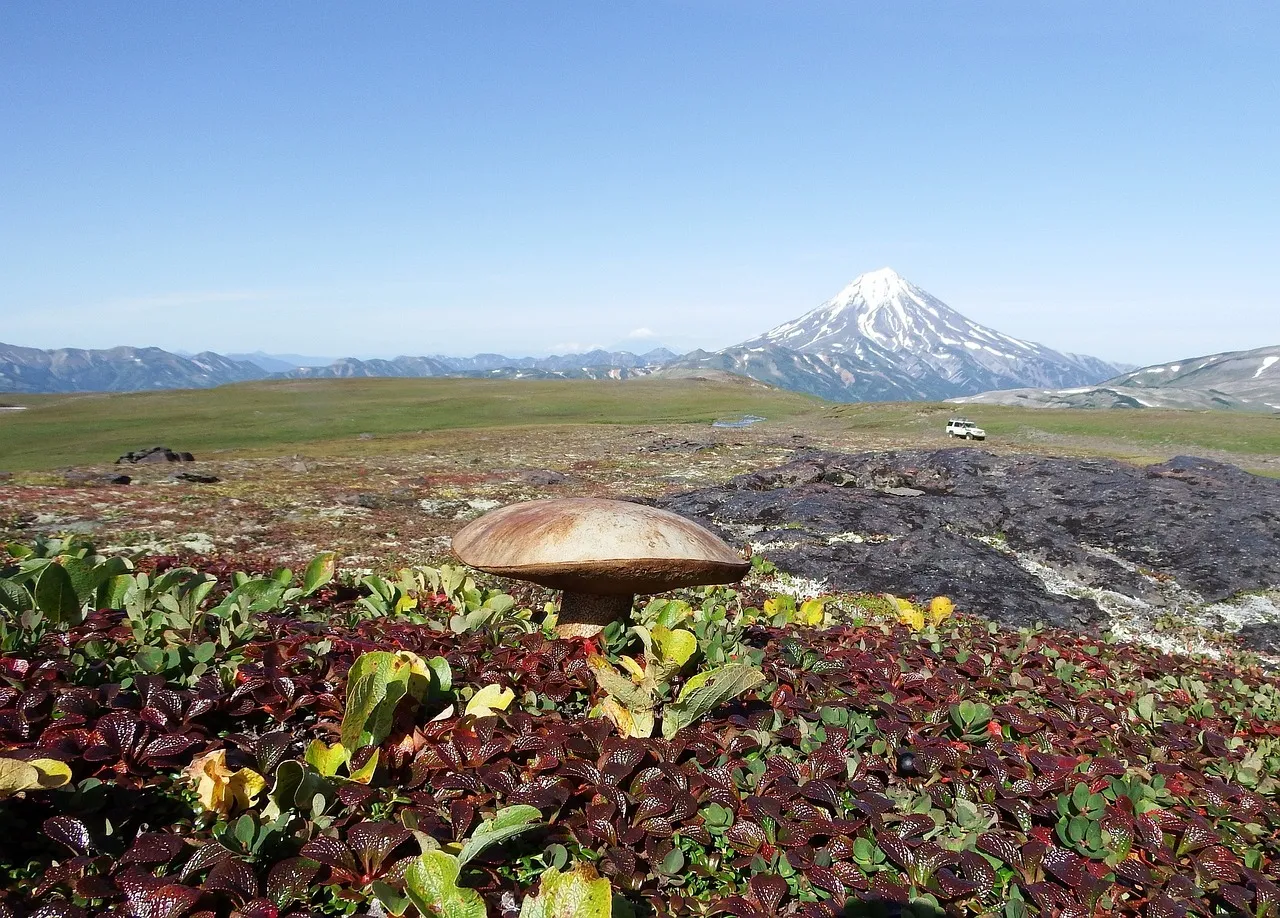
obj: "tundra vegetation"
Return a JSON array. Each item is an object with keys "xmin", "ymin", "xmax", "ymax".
[
  {"xmin": 0, "ymin": 537, "xmax": 1278, "ymax": 917},
  {"xmin": 1, "ymin": 378, "xmax": 1278, "ymax": 473}
]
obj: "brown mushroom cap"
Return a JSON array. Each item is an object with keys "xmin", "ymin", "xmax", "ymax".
[{"xmin": 451, "ymin": 497, "xmax": 750, "ymax": 595}]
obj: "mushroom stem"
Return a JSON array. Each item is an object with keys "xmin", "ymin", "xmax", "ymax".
[{"xmin": 555, "ymin": 591, "xmax": 634, "ymax": 639}]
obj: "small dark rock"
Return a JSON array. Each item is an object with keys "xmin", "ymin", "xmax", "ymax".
[
  {"xmin": 62, "ymin": 470, "xmax": 132, "ymax": 487},
  {"xmin": 640, "ymin": 437, "xmax": 714, "ymax": 454},
  {"xmin": 512, "ymin": 469, "xmax": 569, "ymax": 486},
  {"xmin": 0, "ymin": 471, "xmax": 11, "ymax": 482},
  {"xmin": 170, "ymin": 472, "xmax": 220, "ymax": 484},
  {"xmin": 117, "ymin": 446, "xmax": 195, "ymax": 464},
  {"xmin": 342, "ymin": 488, "xmax": 419, "ymax": 510}
]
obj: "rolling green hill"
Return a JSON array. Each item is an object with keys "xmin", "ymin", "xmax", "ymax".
[{"xmin": 0, "ymin": 376, "xmax": 820, "ymax": 469}]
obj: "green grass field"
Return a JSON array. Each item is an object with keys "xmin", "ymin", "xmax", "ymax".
[
  {"xmin": 0, "ymin": 377, "xmax": 821, "ymax": 469},
  {"xmin": 2, "ymin": 377, "xmax": 1277, "ymax": 472},
  {"xmin": 825, "ymin": 401, "xmax": 1280, "ymax": 458}
]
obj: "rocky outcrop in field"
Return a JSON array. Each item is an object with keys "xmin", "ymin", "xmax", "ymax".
[{"xmin": 660, "ymin": 448, "xmax": 1280, "ymax": 653}]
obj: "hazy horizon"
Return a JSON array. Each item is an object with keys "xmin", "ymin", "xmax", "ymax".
[{"xmin": 2, "ymin": 3, "xmax": 1277, "ymax": 367}]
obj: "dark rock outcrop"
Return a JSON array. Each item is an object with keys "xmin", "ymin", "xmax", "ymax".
[
  {"xmin": 659, "ymin": 449, "xmax": 1280, "ymax": 644},
  {"xmin": 117, "ymin": 446, "xmax": 195, "ymax": 464},
  {"xmin": 170, "ymin": 471, "xmax": 220, "ymax": 484}
]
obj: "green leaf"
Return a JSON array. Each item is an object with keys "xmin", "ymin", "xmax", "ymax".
[
  {"xmin": 34, "ymin": 563, "xmax": 83, "ymax": 625},
  {"xmin": 59, "ymin": 557, "xmax": 98, "ymax": 606},
  {"xmin": 193, "ymin": 641, "xmax": 217, "ymax": 664},
  {"xmin": 0, "ymin": 579, "xmax": 33, "ymax": 615},
  {"xmin": 404, "ymin": 851, "xmax": 488, "ymax": 918},
  {"xmin": 519, "ymin": 864, "xmax": 611, "ymax": 918},
  {"xmin": 302, "ymin": 552, "xmax": 337, "ymax": 596},
  {"xmin": 233, "ymin": 814, "xmax": 256, "ymax": 848},
  {"xmin": 371, "ymin": 881, "xmax": 412, "ymax": 917},
  {"xmin": 180, "ymin": 575, "xmax": 217, "ymax": 615},
  {"xmin": 662, "ymin": 663, "xmax": 765, "ymax": 739},
  {"xmin": 1071, "ymin": 781, "xmax": 1090, "ymax": 811},
  {"xmin": 216, "ymin": 578, "xmax": 287, "ymax": 615},
  {"xmin": 426, "ymin": 656, "xmax": 453, "ymax": 695},
  {"xmin": 457, "ymin": 804, "xmax": 543, "ymax": 868},
  {"xmin": 97, "ymin": 573, "xmax": 134, "ymax": 611},
  {"xmin": 133, "ymin": 646, "xmax": 166, "ymax": 674},
  {"xmin": 340, "ymin": 651, "xmax": 416, "ymax": 751},
  {"xmin": 659, "ymin": 847, "xmax": 685, "ymax": 875}
]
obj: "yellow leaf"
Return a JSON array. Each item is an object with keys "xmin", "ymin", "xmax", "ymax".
[
  {"xmin": 600, "ymin": 696, "xmax": 638, "ymax": 738},
  {"xmin": 799, "ymin": 598, "xmax": 826, "ymax": 627},
  {"xmin": 465, "ymin": 683, "xmax": 515, "ymax": 719},
  {"xmin": 653, "ymin": 626, "xmax": 697, "ymax": 667},
  {"xmin": 185, "ymin": 749, "xmax": 265, "ymax": 816},
  {"xmin": 29, "ymin": 758, "xmax": 72, "ymax": 789},
  {"xmin": 348, "ymin": 748, "xmax": 380, "ymax": 785},
  {"xmin": 228, "ymin": 767, "xmax": 266, "ymax": 810},
  {"xmin": 305, "ymin": 740, "xmax": 348, "ymax": 777},
  {"xmin": 394, "ymin": 594, "xmax": 418, "ymax": 613},
  {"xmin": 617, "ymin": 655, "xmax": 646, "ymax": 682},
  {"xmin": 0, "ymin": 757, "xmax": 68, "ymax": 796},
  {"xmin": 928, "ymin": 596, "xmax": 954, "ymax": 626},
  {"xmin": 0, "ymin": 759, "xmax": 41, "ymax": 797},
  {"xmin": 890, "ymin": 596, "xmax": 925, "ymax": 632}
]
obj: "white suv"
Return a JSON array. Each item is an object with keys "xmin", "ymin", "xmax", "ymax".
[{"xmin": 946, "ymin": 418, "xmax": 986, "ymax": 440}]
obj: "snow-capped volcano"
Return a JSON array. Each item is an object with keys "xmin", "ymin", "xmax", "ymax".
[
  {"xmin": 755, "ymin": 267, "xmax": 1039, "ymax": 357},
  {"xmin": 740, "ymin": 268, "xmax": 1120, "ymax": 397}
]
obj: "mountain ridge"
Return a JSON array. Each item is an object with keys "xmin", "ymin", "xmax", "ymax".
[
  {"xmin": 950, "ymin": 344, "xmax": 1280, "ymax": 413},
  {"xmin": 0, "ymin": 270, "xmax": 1134, "ymax": 400}
]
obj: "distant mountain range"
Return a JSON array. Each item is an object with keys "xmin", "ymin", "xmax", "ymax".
[
  {"xmin": 0, "ymin": 341, "xmax": 679, "ymax": 394},
  {"xmin": 950, "ymin": 344, "xmax": 1280, "ymax": 412},
  {"xmin": 281, "ymin": 349, "xmax": 679, "ymax": 380},
  {"xmin": 663, "ymin": 268, "xmax": 1125, "ymax": 400},
  {"xmin": 0, "ymin": 342, "xmax": 266, "ymax": 394},
  {"xmin": 16, "ymin": 269, "xmax": 1274, "ymax": 414}
]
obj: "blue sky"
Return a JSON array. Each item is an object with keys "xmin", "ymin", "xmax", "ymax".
[{"xmin": 1, "ymin": 2, "xmax": 1277, "ymax": 365}]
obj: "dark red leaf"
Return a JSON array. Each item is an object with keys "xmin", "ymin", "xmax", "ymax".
[{"xmin": 42, "ymin": 817, "xmax": 91, "ymax": 855}]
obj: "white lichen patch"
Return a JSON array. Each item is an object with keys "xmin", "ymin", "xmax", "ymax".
[
  {"xmin": 316, "ymin": 505, "xmax": 370, "ymax": 519},
  {"xmin": 103, "ymin": 531, "xmax": 218, "ymax": 556},
  {"xmin": 826, "ymin": 531, "xmax": 899, "ymax": 545},
  {"xmin": 973, "ymin": 535, "xmax": 1278, "ymax": 659},
  {"xmin": 1200, "ymin": 591, "xmax": 1280, "ymax": 632},
  {"xmin": 748, "ymin": 569, "xmax": 829, "ymax": 600},
  {"xmin": 453, "ymin": 498, "xmax": 503, "ymax": 520},
  {"xmin": 714, "ymin": 521, "xmax": 767, "ymax": 542},
  {"xmin": 750, "ymin": 539, "xmax": 808, "ymax": 555}
]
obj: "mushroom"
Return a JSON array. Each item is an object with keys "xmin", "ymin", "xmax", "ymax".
[{"xmin": 451, "ymin": 497, "xmax": 750, "ymax": 639}]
